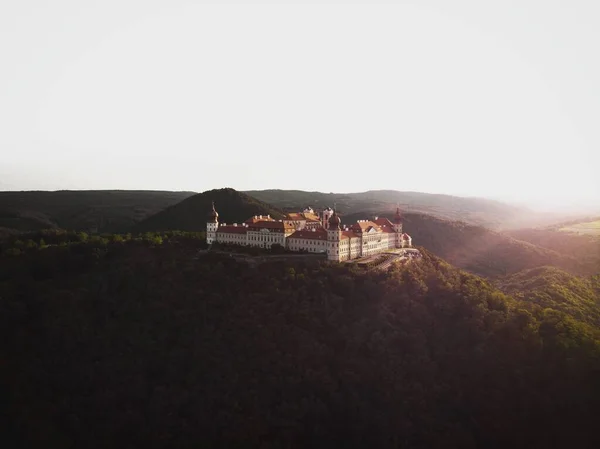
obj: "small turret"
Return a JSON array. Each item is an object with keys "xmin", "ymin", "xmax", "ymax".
[
  {"xmin": 327, "ymin": 208, "xmax": 342, "ymax": 262},
  {"xmin": 393, "ymin": 204, "xmax": 403, "ymax": 248}
]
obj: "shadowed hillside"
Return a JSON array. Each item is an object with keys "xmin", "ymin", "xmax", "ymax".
[
  {"xmin": 0, "ymin": 190, "xmax": 195, "ymax": 233},
  {"xmin": 244, "ymin": 189, "xmax": 569, "ymax": 230},
  {"xmin": 133, "ymin": 188, "xmax": 286, "ymax": 232},
  {"xmin": 342, "ymin": 211, "xmax": 593, "ymax": 278},
  {"xmin": 1, "ymin": 240, "xmax": 599, "ymax": 448}
]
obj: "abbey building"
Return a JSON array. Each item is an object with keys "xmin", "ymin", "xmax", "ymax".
[{"xmin": 206, "ymin": 204, "xmax": 413, "ymax": 262}]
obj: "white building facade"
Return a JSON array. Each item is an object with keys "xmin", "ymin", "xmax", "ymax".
[{"xmin": 207, "ymin": 204, "xmax": 413, "ymax": 262}]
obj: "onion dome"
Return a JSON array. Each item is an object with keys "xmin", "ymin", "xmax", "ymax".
[
  {"xmin": 208, "ymin": 201, "xmax": 219, "ymax": 222},
  {"xmin": 329, "ymin": 211, "xmax": 341, "ymax": 229},
  {"xmin": 393, "ymin": 205, "xmax": 403, "ymax": 224}
]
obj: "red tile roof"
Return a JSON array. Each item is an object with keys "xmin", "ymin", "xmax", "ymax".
[
  {"xmin": 244, "ymin": 215, "xmax": 276, "ymax": 224},
  {"xmin": 217, "ymin": 225, "xmax": 248, "ymax": 234},
  {"xmin": 248, "ymin": 220, "xmax": 296, "ymax": 231},
  {"xmin": 286, "ymin": 212, "xmax": 321, "ymax": 221},
  {"xmin": 350, "ymin": 221, "xmax": 382, "ymax": 233},
  {"xmin": 374, "ymin": 217, "xmax": 393, "ymax": 227},
  {"xmin": 341, "ymin": 230, "xmax": 359, "ymax": 240},
  {"xmin": 288, "ymin": 229, "xmax": 328, "ymax": 240}
]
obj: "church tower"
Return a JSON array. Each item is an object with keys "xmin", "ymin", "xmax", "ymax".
[
  {"xmin": 393, "ymin": 204, "xmax": 403, "ymax": 248},
  {"xmin": 206, "ymin": 201, "xmax": 219, "ymax": 245},
  {"xmin": 327, "ymin": 208, "xmax": 342, "ymax": 262}
]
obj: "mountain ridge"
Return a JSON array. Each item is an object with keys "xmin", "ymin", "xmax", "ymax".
[{"xmin": 244, "ymin": 188, "xmax": 573, "ymax": 229}]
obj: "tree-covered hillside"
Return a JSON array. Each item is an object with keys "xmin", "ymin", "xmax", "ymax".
[
  {"xmin": 133, "ymin": 187, "xmax": 286, "ymax": 232},
  {"xmin": 1, "ymin": 239, "xmax": 599, "ymax": 448},
  {"xmin": 342, "ymin": 211, "xmax": 594, "ymax": 278},
  {"xmin": 506, "ymin": 227, "xmax": 600, "ymax": 270},
  {"xmin": 498, "ymin": 266, "xmax": 600, "ymax": 327},
  {"xmin": 0, "ymin": 190, "xmax": 195, "ymax": 233}
]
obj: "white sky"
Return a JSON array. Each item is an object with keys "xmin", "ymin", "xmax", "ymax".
[{"xmin": 1, "ymin": 0, "xmax": 599, "ymax": 211}]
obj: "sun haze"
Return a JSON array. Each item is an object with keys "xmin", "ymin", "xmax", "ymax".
[{"xmin": 1, "ymin": 0, "xmax": 599, "ymax": 212}]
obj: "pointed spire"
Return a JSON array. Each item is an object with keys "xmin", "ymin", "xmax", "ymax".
[
  {"xmin": 208, "ymin": 200, "xmax": 218, "ymax": 222},
  {"xmin": 394, "ymin": 202, "xmax": 402, "ymax": 224}
]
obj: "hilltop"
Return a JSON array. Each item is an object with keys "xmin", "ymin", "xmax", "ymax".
[
  {"xmin": 244, "ymin": 189, "xmax": 569, "ymax": 230},
  {"xmin": 1, "ymin": 239, "xmax": 598, "ymax": 448},
  {"xmin": 2, "ymin": 187, "xmax": 595, "ymax": 280},
  {"xmin": 0, "ymin": 190, "xmax": 194, "ymax": 233},
  {"xmin": 133, "ymin": 188, "xmax": 286, "ymax": 232}
]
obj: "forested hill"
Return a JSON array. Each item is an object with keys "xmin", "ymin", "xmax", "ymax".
[
  {"xmin": 343, "ymin": 211, "xmax": 595, "ymax": 278},
  {"xmin": 1, "ymin": 239, "xmax": 599, "ymax": 448},
  {"xmin": 244, "ymin": 188, "xmax": 567, "ymax": 229},
  {"xmin": 498, "ymin": 266, "xmax": 600, "ymax": 327},
  {"xmin": 506, "ymin": 227, "xmax": 600, "ymax": 272},
  {"xmin": 0, "ymin": 190, "xmax": 194, "ymax": 233},
  {"xmin": 133, "ymin": 188, "xmax": 286, "ymax": 232}
]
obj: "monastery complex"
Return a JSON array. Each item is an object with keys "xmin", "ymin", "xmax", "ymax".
[{"xmin": 206, "ymin": 203, "xmax": 415, "ymax": 263}]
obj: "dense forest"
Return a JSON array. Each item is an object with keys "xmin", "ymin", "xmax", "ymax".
[{"xmin": 2, "ymin": 236, "xmax": 599, "ymax": 448}]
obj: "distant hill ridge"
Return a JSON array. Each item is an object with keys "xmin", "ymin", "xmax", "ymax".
[
  {"xmin": 342, "ymin": 210, "xmax": 594, "ymax": 278},
  {"xmin": 0, "ymin": 190, "xmax": 195, "ymax": 233},
  {"xmin": 133, "ymin": 188, "xmax": 286, "ymax": 232},
  {"xmin": 244, "ymin": 188, "xmax": 570, "ymax": 230}
]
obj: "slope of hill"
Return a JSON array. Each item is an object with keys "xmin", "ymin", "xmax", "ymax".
[
  {"xmin": 244, "ymin": 189, "xmax": 567, "ymax": 230},
  {"xmin": 497, "ymin": 266, "xmax": 600, "ymax": 327},
  {"xmin": 0, "ymin": 190, "xmax": 195, "ymax": 233},
  {"xmin": 506, "ymin": 227, "xmax": 600, "ymax": 269},
  {"xmin": 1, "ymin": 240, "xmax": 599, "ymax": 448},
  {"xmin": 341, "ymin": 211, "xmax": 593, "ymax": 278},
  {"xmin": 133, "ymin": 187, "xmax": 286, "ymax": 232}
]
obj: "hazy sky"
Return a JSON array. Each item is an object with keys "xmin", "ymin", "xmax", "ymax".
[{"xmin": 1, "ymin": 0, "xmax": 599, "ymax": 210}]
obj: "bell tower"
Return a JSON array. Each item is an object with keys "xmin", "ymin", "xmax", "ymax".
[
  {"xmin": 393, "ymin": 204, "xmax": 403, "ymax": 248},
  {"xmin": 327, "ymin": 207, "xmax": 342, "ymax": 262},
  {"xmin": 206, "ymin": 201, "xmax": 219, "ymax": 245}
]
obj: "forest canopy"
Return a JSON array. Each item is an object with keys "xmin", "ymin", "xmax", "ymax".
[{"xmin": 1, "ymin": 236, "xmax": 599, "ymax": 448}]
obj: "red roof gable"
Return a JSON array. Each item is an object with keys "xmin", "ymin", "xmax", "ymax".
[{"xmin": 350, "ymin": 221, "xmax": 382, "ymax": 233}]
